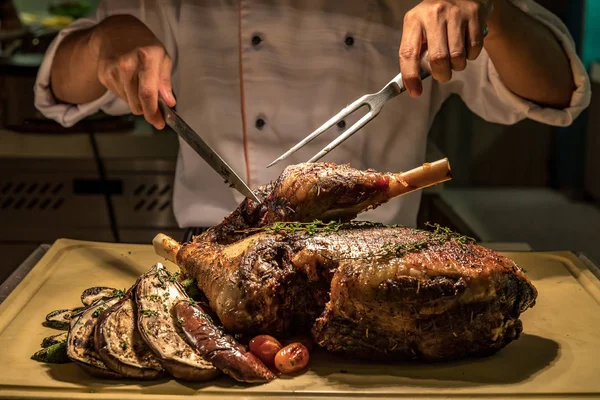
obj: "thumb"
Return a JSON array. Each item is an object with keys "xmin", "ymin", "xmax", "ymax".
[{"xmin": 159, "ymin": 86, "xmax": 176, "ymax": 107}]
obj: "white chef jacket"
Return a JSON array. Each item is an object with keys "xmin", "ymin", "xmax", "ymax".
[{"xmin": 34, "ymin": 0, "xmax": 591, "ymax": 228}]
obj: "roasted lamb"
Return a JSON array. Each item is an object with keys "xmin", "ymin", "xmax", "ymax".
[{"xmin": 154, "ymin": 159, "xmax": 538, "ymax": 361}]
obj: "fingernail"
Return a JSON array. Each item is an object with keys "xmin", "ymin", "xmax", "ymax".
[
  {"xmin": 160, "ymin": 88, "xmax": 175, "ymax": 105},
  {"xmin": 166, "ymin": 91, "xmax": 176, "ymax": 105},
  {"xmin": 410, "ymin": 80, "xmax": 422, "ymax": 97}
]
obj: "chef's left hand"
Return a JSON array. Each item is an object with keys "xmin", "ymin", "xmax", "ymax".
[{"xmin": 399, "ymin": 0, "xmax": 494, "ymax": 97}]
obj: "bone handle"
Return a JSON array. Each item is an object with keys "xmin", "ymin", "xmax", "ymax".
[
  {"xmin": 389, "ymin": 158, "xmax": 452, "ymax": 198},
  {"xmin": 152, "ymin": 233, "xmax": 181, "ymax": 264}
]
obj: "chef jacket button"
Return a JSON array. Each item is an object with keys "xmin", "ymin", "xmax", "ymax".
[
  {"xmin": 337, "ymin": 120, "xmax": 346, "ymax": 129},
  {"xmin": 252, "ymin": 35, "xmax": 262, "ymax": 46},
  {"xmin": 345, "ymin": 35, "xmax": 354, "ymax": 46},
  {"xmin": 255, "ymin": 118, "xmax": 265, "ymax": 129}
]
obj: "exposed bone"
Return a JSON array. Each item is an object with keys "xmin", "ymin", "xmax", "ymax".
[
  {"xmin": 388, "ymin": 158, "xmax": 451, "ymax": 198},
  {"xmin": 152, "ymin": 233, "xmax": 180, "ymax": 263}
]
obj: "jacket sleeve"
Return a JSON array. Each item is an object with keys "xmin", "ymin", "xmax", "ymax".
[
  {"xmin": 434, "ymin": 0, "xmax": 591, "ymax": 127},
  {"xmin": 34, "ymin": 0, "xmax": 178, "ymax": 128}
]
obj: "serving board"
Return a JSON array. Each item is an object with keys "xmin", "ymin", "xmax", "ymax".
[{"xmin": 0, "ymin": 239, "xmax": 599, "ymax": 400}]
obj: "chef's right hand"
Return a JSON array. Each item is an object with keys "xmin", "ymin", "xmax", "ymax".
[{"xmin": 89, "ymin": 14, "xmax": 175, "ymax": 129}]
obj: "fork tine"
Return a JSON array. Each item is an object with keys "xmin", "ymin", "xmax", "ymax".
[
  {"xmin": 266, "ymin": 96, "xmax": 369, "ymax": 168},
  {"xmin": 307, "ymin": 110, "xmax": 376, "ymax": 163}
]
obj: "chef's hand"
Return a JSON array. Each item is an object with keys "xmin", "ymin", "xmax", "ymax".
[
  {"xmin": 90, "ymin": 15, "xmax": 175, "ymax": 129},
  {"xmin": 399, "ymin": 0, "xmax": 494, "ymax": 97}
]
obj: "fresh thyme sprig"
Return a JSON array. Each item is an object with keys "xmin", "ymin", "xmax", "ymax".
[
  {"xmin": 425, "ymin": 222, "xmax": 476, "ymax": 247},
  {"xmin": 92, "ymin": 307, "xmax": 106, "ymax": 318},
  {"xmin": 235, "ymin": 220, "xmax": 344, "ymax": 236},
  {"xmin": 140, "ymin": 309, "xmax": 160, "ymax": 317},
  {"xmin": 333, "ymin": 222, "xmax": 475, "ymax": 261},
  {"xmin": 236, "ymin": 218, "xmax": 475, "ymax": 261}
]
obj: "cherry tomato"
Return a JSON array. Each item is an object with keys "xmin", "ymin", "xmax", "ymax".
[
  {"xmin": 274, "ymin": 343, "xmax": 310, "ymax": 374},
  {"xmin": 281, "ymin": 335, "xmax": 313, "ymax": 351},
  {"xmin": 249, "ymin": 335, "xmax": 282, "ymax": 365}
]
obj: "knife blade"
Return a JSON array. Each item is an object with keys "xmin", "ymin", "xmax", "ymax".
[{"xmin": 158, "ymin": 98, "xmax": 261, "ymax": 203}]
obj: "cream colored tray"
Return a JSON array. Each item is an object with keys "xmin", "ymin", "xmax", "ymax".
[{"xmin": 1, "ymin": 239, "xmax": 599, "ymax": 400}]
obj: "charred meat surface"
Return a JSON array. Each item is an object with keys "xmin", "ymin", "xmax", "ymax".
[
  {"xmin": 136, "ymin": 263, "xmax": 220, "ymax": 381},
  {"xmin": 158, "ymin": 160, "xmax": 537, "ymax": 361},
  {"xmin": 202, "ymin": 160, "xmax": 451, "ymax": 245},
  {"xmin": 175, "ymin": 223, "xmax": 537, "ymax": 360},
  {"xmin": 95, "ymin": 283, "xmax": 163, "ymax": 379},
  {"xmin": 67, "ymin": 297, "xmax": 123, "ymax": 378},
  {"xmin": 310, "ymin": 226, "xmax": 537, "ymax": 361},
  {"xmin": 175, "ymin": 300, "xmax": 276, "ymax": 383}
]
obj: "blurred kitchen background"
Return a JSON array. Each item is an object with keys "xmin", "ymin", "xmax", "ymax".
[{"xmin": 0, "ymin": 0, "xmax": 598, "ymax": 283}]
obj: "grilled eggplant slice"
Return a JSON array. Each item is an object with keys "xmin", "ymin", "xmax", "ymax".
[
  {"xmin": 175, "ymin": 300, "xmax": 276, "ymax": 383},
  {"xmin": 95, "ymin": 283, "xmax": 164, "ymax": 379},
  {"xmin": 31, "ymin": 340, "xmax": 70, "ymax": 363},
  {"xmin": 81, "ymin": 286, "xmax": 120, "ymax": 306},
  {"xmin": 67, "ymin": 297, "xmax": 123, "ymax": 379},
  {"xmin": 136, "ymin": 263, "xmax": 220, "ymax": 381},
  {"xmin": 44, "ymin": 308, "xmax": 85, "ymax": 330},
  {"xmin": 41, "ymin": 332, "xmax": 68, "ymax": 348}
]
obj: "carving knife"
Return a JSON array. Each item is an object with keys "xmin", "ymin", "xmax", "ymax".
[{"xmin": 158, "ymin": 98, "xmax": 261, "ymax": 203}]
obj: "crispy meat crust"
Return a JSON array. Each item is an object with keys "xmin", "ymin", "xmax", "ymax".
[{"xmin": 173, "ymin": 162, "xmax": 538, "ymax": 361}]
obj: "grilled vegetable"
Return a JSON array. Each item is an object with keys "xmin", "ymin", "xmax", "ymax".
[
  {"xmin": 81, "ymin": 286, "xmax": 120, "ymax": 306},
  {"xmin": 179, "ymin": 277, "xmax": 201, "ymax": 299},
  {"xmin": 44, "ymin": 307, "xmax": 84, "ymax": 330},
  {"xmin": 41, "ymin": 332, "xmax": 68, "ymax": 348},
  {"xmin": 176, "ymin": 300, "xmax": 276, "ymax": 383},
  {"xmin": 249, "ymin": 335, "xmax": 282, "ymax": 366},
  {"xmin": 274, "ymin": 343, "xmax": 310, "ymax": 374},
  {"xmin": 95, "ymin": 283, "xmax": 163, "ymax": 380},
  {"xmin": 67, "ymin": 297, "xmax": 123, "ymax": 379},
  {"xmin": 136, "ymin": 263, "xmax": 220, "ymax": 381},
  {"xmin": 31, "ymin": 340, "xmax": 70, "ymax": 364}
]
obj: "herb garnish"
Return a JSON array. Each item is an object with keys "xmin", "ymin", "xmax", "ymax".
[
  {"xmin": 180, "ymin": 278, "xmax": 195, "ymax": 288},
  {"xmin": 329, "ymin": 222, "xmax": 476, "ymax": 261},
  {"xmin": 141, "ymin": 309, "xmax": 160, "ymax": 317},
  {"xmin": 425, "ymin": 222, "xmax": 476, "ymax": 248},
  {"xmin": 92, "ymin": 307, "xmax": 106, "ymax": 318},
  {"xmin": 165, "ymin": 270, "xmax": 180, "ymax": 283},
  {"xmin": 236, "ymin": 220, "xmax": 344, "ymax": 236},
  {"xmin": 113, "ymin": 289, "xmax": 126, "ymax": 298}
]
